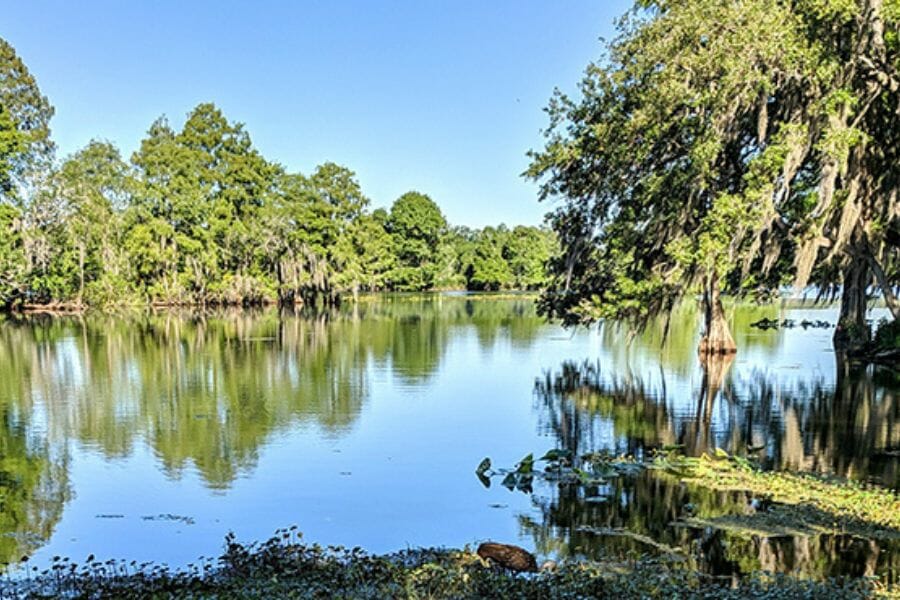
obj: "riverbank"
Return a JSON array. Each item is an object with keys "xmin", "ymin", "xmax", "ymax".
[
  {"xmin": 1, "ymin": 531, "xmax": 878, "ymax": 599},
  {"xmin": 2, "ymin": 290, "xmax": 542, "ymax": 316},
  {"xmin": 7, "ymin": 453, "xmax": 900, "ymax": 599}
]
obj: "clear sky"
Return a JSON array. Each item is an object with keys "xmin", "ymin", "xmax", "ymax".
[{"xmin": 3, "ymin": 1, "xmax": 629, "ymax": 227}]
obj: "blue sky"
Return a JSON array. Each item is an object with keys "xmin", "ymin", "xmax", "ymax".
[{"xmin": 4, "ymin": 1, "xmax": 628, "ymax": 227}]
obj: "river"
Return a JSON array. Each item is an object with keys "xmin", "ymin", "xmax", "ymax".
[{"xmin": 0, "ymin": 294, "xmax": 896, "ymax": 581}]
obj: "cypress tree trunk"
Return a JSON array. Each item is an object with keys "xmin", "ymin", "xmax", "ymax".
[
  {"xmin": 834, "ymin": 250, "xmax": 870, "ymax": 351},
  {"xmin": 699, "ymin": 273, "xmax": 737, "ymax": 355}
]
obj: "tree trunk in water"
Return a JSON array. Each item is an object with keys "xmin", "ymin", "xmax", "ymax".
[
  {"xmin": 834, "ymin": 251, "xmax": 870, "ymax": 351},
  {"xmin": 699, "ymin": 275, "xmax": 737, "ymax": 355}
]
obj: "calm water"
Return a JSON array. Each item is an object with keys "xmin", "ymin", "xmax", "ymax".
[{"xmin": 0, "ymin": 295, "xmax": 897, "ymax": 581}]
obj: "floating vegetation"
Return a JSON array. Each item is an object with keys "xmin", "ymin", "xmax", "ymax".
[
  {"xmin": 479, "ymin": 449, "xmax": 900, "ymax": 594},
  {"xmin": 477, "ymin": 449, "xmax": 643, "ymax": 493},
  {"xmin": 482, "ymin": 448, "xmax": 900, "ymax": 539},
  {"xmin": 140, "ymin": 514, "xmax": 196, "ymax": 525},
  {"xmin": 654, "ymin": 450, "xmax": 900, "ymax": 537},
  {"xmin": 0, "ymin": 529, "xmax": 876, "ymax": 599},
  {"xmin": 750, "ymin": 318, "xmax": 832, "ymax": 330}
]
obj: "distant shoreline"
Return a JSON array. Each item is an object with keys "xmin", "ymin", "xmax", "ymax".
[{"xmin": 4, "ymin": 290, "xmax": 543, "ymax": 316}]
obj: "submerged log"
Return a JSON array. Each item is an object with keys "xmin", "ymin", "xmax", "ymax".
[{"xmin": 476, "ymin": 542, "xmax": 538, "ymax": 573}]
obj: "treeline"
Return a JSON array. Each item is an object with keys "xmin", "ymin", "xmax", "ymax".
[{"xmin": 0, "ymin": 40, "xmax": 554, "ymax": 310}]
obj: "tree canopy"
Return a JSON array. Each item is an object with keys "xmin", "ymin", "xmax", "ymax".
[
  {"xmin": 527, "ymin": 0, "xmax": 899, "ymax": 352},
  {"xmin": 0, "ymin": 36, "xmax": 556, "ymax": 309},
  {"xmin": 0, "ymin": 38, "xmax": 54, "ymax": 200}
]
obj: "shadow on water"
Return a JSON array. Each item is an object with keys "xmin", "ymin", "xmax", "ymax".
[{"xmin": 529, "ymin": 352, "xmax": 900, "ymax": 583}]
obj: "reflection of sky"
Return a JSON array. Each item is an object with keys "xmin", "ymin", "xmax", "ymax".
[{"xmin": 4, "ymin": 301, "xmax": 894, "ymax": 573}]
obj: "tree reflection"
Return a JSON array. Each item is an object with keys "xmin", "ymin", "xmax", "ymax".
[
  {"xmin": 0, "ymin": 295, "xmax": 549, "ymax": 570},
  {"xmin": 530, "ymin": 353, "xmax": 900, "ymax": 582},
  {"xmin": 536, "ymin": 355, "xmax": 899, "ymax": 487},
  {"xmin": 0, "ymin": 399, "xmax": 70, "ymax": 566},
  {"xmin": 0, "ymin": 295, "xmax": 545, "ymax": 492},
  {"xmin": 597, "ymin": 302, "xmax": 782, "ymax": 378}
]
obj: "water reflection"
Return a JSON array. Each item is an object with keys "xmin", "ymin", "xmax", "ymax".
[
  {"xmin": 530, "ymin": 353, "xmax": 900, "ymax": 582},
  {"xmin": 536, "ymin": 357, "xmax": 899, "ymax": 487},
  {"xmin": 0, "ymin": 401, "xmax": 70, "ymax": 566},
  {"xmin": 0, "ymin": 297, "xmax": 544, "ymax": 488},
  {"xmin": 0, "ymin": 296, "xmax": 896, "ymax": 582},
  {"xmin": 520, "ymin": 466, "xmax": 900, "ymax": 583},
  {"xmin": 0, "ymin": 296, "xmax": 544, "ymax": 564}
]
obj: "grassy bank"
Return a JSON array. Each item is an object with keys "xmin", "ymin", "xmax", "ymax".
[{"xmin": 1, "ymin": 530, "xmax": 876, "ymax": 599}]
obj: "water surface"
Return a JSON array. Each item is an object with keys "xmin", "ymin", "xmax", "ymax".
[{"xmin": 0, "ymin": 295, "xmax": 896, "ymax": 581}]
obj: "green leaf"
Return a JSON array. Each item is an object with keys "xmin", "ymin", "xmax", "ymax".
[{"xmin": 515, "ymin": 453, "xmax": 534, "ymax": 474}]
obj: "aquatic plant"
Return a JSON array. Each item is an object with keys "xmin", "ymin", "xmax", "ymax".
[{"xmin": 655, "ymin": 450, "xmax": 900, "ymax": 535}]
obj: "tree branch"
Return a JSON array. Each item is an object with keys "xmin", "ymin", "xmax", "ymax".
[{"xmin": 865, "ymin": 252, "xmax": 900, "ymax": 320}]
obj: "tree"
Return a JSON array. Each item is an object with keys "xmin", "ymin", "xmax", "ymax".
[
  {"xmin": 342, "ymin": 209, "xmax": 396, "ymax": 293},
  {"xmin": 441, "ymin": 226, "xmax": 478, "ymax": 290},
  {"xmin": 0, "ymin": 52, "xmax": 556, "ymax": 310},
  {"xmin": 265, "ymin": 163, "xmax": 372, "ymax": 305},
  {"xmin": 387, "ymin": 191, "xmax": 448, "ymax": 291},
  {"xmin": 125, "ymin": 104, "xmax": 281, "ymax": 305},
  {"xmin": 0, "ymin": 203, "xmax": 25, "ymax": 308},
  {"xmin": 0, "ymin": 37, "xmax": 56, "ymax": 307},
  {"xmin": 309, "ymin": 162, "xmax": 370, "ymax": 300},
  {"xmin": 528, "ymin": 0, "xmax": 900, "ymax": 354},
  {"xmin": 0, "ymin": 37, "xmax": 54, "ymax": 202},
  {"xmin": 790, "ymin": 0, "xmax": 900, "ymax": 350},
  {"xmin": 505, "ymin": 226, "xmax": 556, "ymax": 290},
  {"xmin": 19, "ymin": 170, "xmax": 80, "ymax": 304},
  {"xmin": 469, "ymin": 226, "xmax": 514, "ymax": 290},
  {"xmin": 177, "ymin": 103, "xmax": 279, "ymax": 303},
  {"xmin": 56, "ymin": 141, "xmax": 133, "ymax": 305}
]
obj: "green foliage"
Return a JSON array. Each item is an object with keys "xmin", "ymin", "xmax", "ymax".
[
  {"xmin": 873, "ymin": 318, "xmax": 900, "ymax": 351},
  {"xmin": 529, "ymin": 0, "xmax": 900, "ymax": 339},
  {"xmin": 506, "ymin": 226, "xmax": 555, "ymax": 289},
  {"xmin": 388, "ymin": 191, "xmax": 447, "ymax": 291},
  {"xmin": 0, "ymin": 37, "xmax": 55, "ymax": 201},
  {"xmin": 468, "ymin": 226, "xmax": 513, "ymax": 291},
  {"xmin": 0, "ymin": 203, "xmax": 24, "ymax": 307},
  {"xmin": 0, "ymin": 37, "xmax": 554, "ymax": 310},
  {"xmin": 0, "ymin": 105, "xmax": 26, "ymax": 196},
  {"xmin": 446, "ymin": 224, "xmax": 555, "ymax": 292}
]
